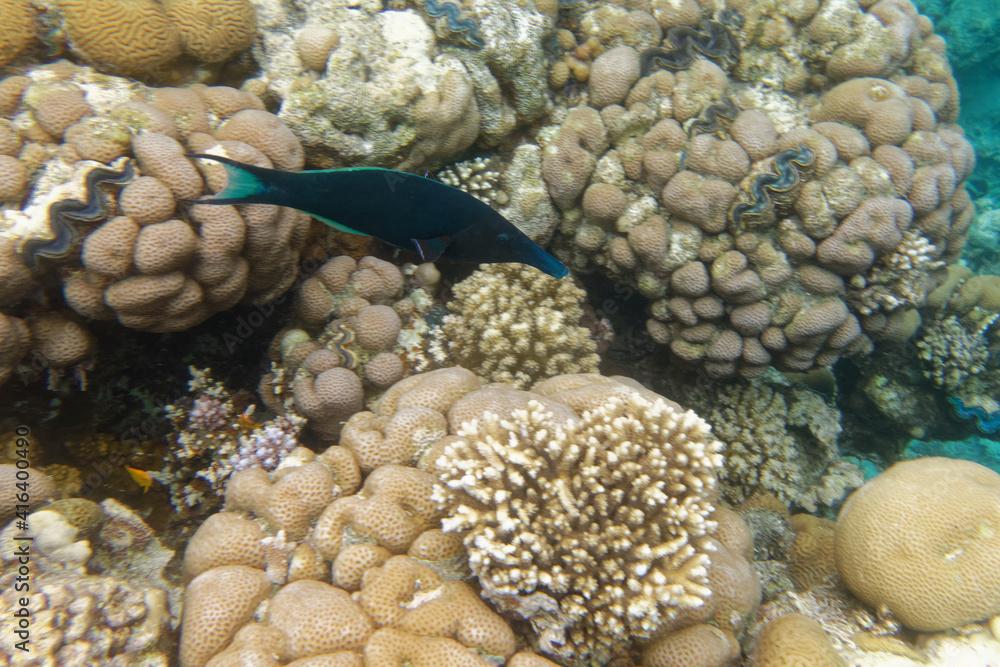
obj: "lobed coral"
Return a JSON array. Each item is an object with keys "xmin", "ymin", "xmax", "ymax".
[
  {"xmin": 177, "ymin": 403, "xmax": 553, "ymax": 666},
  {"xmin": 428, "ymin": 263, "xmax": 600, "ymax": 388},
  {"xmin": 259, "ymin": 255, "xmax": 438, "ymax": 439},
  {"xmin": 541, "ymin": 0, "xmax": 974, "ymax": 378},
  {"xmin": 176, "ymin": 368, "xmax": 760, "ymax": 666},
  {"xmin": 0, "ymin": 62, "xmax": 313, "ymax": 386}
]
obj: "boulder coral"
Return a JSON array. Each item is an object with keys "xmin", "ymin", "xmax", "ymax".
[
  {"xmin": 835, "ymin": 457, "xmax": 1000, "ymax": 632},
  {"xmin": 45, "ymin": 0, "xmax": 256, "ymax": 77},
  {"xmin": 543, "ymin": 0, "xmax": 974, "ymax": 378}
]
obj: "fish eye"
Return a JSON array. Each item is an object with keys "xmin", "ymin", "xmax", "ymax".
[{"xmin": 498, "ymin": 233, "xmax": 510, "ymax": 242}]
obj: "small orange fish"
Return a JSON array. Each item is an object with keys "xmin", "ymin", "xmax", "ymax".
[
  {"xmin": 237, "ymin": 407, "xmax": 258, "ymax": 430},
  {"xmin": 125, "ymin": 465, "xmax": 154, "ymax": 494}
]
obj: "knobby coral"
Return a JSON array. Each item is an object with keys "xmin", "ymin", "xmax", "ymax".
[{"xmin": 428, "ymin": 263, "xmax": 599, "ymax": 388}]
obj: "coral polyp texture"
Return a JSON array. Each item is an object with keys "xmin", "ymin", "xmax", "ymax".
[
  {"xmin": 435, "ymin": 391, "xmax": 725, "ymax": 664},
  {"xmin": 0, "ymin": 497, "xmax": 178, "ymax": 664},
  {"xmin": 175, "ymin": 368, "xmax": 761, "ymax": 666},
  {"xmin": 31, "ymin": 0, "xmax": 256, "ymax": 78},
  {"xmin": 428, "ymin": 263, "xmax": 600, "ymax": 388},
  {"xmin": 692, "ymin": 378, "xmax": 862, "ymax": 511},
  {"xmin": 543, "ymin": 0, "xmax": 974, "ymax": 378},
  {"xmin": 835, "ymin": 457, "xmax": 1000, "ymax": 632}
]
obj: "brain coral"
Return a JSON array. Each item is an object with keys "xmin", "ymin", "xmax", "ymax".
[
  {"xmin": 49, "ymin": 0, "xmax": 256, "ymax": 77},
  {"xmin": 542, "ymin": 0, "xmax": 974, "ymax": 378},
  {"xmin": 433, "ymin": 378, "xmax": 727, "ymax": 664},
  {"xmin": 835, "ymin": 457, "xmax": 1000, "ymax": 631},
  {"xmin": 0, "ymin": 62, "xmax": 310, "ymax": 344},
  {"xmin": 428, "ymin": 263, "xmax": 600, "ymax": 388}
]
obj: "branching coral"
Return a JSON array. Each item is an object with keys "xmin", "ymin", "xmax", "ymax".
[
  {"xmin": 695, "ymin": 379, "xmax": 858, "ymax": 511},
  {"xmin": 428, "ymin": 263, "xmax": 599, "ymax": 388},
  {"xmin": 433, "ymin": 391, "xmax": 725, "ymax": 664},
  {"xmin": 916, "ymin": 314, "xmax": 989, "ymax": 389}
]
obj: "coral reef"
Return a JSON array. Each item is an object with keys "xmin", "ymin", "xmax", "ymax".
[
  {"xmin": 0, "ymin": 61, "xmax": 313, "ymax": 387},
  {"xmin": 542, "ymin": 0, "xmax": 974, "ymax": 379},
  {"xmin": 434, "ymin": 386, "xmax": 732, "ymax": 664},
  {"xmin": 177, "ymin": 368, "xmax": 760, "ymax": 666},
  {"xmin": 30, "ymin": 0, "xmax": 256, "ymax": 78},
  {"xmin": 692, "ymin": 378, "xmax": 861, "ymax": 512},
  {"xmin": 163, "ymin": 367, "xmax": 305, "ymax": 514},
  {"xmin": 428, "ymin": 263, "xmax": 600, "ymax": 388}
]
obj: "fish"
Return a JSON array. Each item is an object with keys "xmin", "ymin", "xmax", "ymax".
[
  {"xmin": 188, "ymin": 154, "xmax": 569, "ymax": 279},
  {"xmin": 124, "ymin": 465, "xmax": 154, "ymax": 494}
]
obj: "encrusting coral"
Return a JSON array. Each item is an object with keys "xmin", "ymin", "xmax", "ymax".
[
  {"xmin": 428, "ymin": 263, "xmax": 600, "ymax": 388},
  {"xmin": 246, "ymin": 0, "xmax": 550, "ymax": 168},
  {"xmin": 691, "ymin": 378, "xmax": 862, "ymax": 511},
  {"xmin": 0, "ymin": 497, "xmax": 178, "ymax": 664}
]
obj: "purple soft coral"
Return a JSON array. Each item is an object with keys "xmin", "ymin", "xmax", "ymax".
[{"xmin": 232, "ymin": 415, "xmax": 302, "ymax": 472}]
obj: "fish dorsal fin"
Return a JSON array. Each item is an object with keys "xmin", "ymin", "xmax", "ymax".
[
  {"xmin": 411, "ymin": 236, "xmax": 452, "ymax": 261},
  {"xmin": 311, "ymin": 213, "xmax": 369, "ymax": 237}
]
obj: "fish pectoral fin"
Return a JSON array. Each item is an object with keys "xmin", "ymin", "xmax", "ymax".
[
  {"xmin": 411, "ymin": 236, "xmax": 451, "ymax": 261},
  {"xmin": 312, "ymin": 213, "xmax": 369, "ymax": 237}
]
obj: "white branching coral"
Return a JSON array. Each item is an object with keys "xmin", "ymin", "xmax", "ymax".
[
  {"xmin": 433, "ymin": 392, "xmax": 724, "ymax": 665},
  {"xmin": 428, "ymin": 263, "xmax": 599, "ymax": 388},
  {"xmin": 849, "ymin": 230, "xmax": 945, "ymax": 316}
]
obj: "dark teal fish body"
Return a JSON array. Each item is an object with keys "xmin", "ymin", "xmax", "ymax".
[{"xmin": 190, "ymin": 154, "xmax": 568, "ymax": 279}]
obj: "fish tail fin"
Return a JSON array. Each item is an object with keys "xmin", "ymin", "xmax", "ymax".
[{"xmin": 187, "ymin": 153, "xmax": 276, "ymax": 205}]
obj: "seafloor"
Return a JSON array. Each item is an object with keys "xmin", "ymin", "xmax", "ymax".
[{"xmin": 0, "ymin": 0, "xmax": 998, "ymax": 665}]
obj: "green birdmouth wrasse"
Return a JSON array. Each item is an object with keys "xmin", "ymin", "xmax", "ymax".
[{"xmin": 188, "ymin": 154, "xmax": 569, "ymax": 279}]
